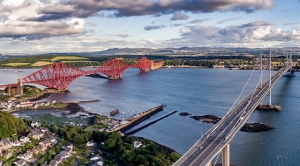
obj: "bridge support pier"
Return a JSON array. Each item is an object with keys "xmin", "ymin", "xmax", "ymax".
[
  {"xmin": 221, "ymin": 144, "xmax": 230, "ymax": 166},
  {"xmin": 7, "ymin": 85, "xmax": 11, "ymax": 96},
  {"xmin": 17, "ymin": 79, "xmax": 23, "ymax": 96}
]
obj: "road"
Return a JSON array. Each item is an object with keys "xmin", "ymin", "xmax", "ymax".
[{"xmin": 173, "ymin": 64, "xmax": 293, "ymax": 166}]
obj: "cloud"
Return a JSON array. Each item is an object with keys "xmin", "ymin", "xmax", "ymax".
[
  {"xmin": 171, "ymin": 23, "xmax": 183, "ymax": 27},
  {"xmin": 284, "ymin": 22, "xmax": 298, "ymax": 25},
  {"xmin": 0, "ymin": 20, "xmax": 85, "ymax": 40},
  {"xmin": 238, "ymin": 21, "xmax": 275, "ymax": 28},
  {"xmin": 21, "ymin": 0, "xmax": 276, "ymax": 21},
  {"xmin": 144, "ymin": 25, "xmax": 166, "ymax": 31},
  {"xmin": 0, "ymin": 0, "xmax": 86, "ymax": 40},
  {"xmin": 169, "ymin": 21, "xmax": 300, "ymax": 48},
  {"xmin": 188, "ymin": 19, "xmax": 210, "ymax": 24},
  {"xmin": 171, "ymin": 12, "xmax": 189, "ymax": 21},
  {"xmin": 217, "ymin": 17, "xmax": 240, "ymax": 24},
  {"xmin": 110, "ymin": 34, "xmax": 133, "ymax": 38}
]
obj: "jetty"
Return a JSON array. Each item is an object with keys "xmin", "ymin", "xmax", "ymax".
[
  {"xmin": 62, "ymin": 99, "xmax": 100, "ymax": 104},
  {"xmin": 124, "ymin": 110, "xmax": 177, "ymax": 135},
  {"xmin": 109, "ymin": 104, "xmax": 166, "ymax": 132}
]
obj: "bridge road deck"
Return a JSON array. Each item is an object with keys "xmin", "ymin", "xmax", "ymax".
[{"xmin": 173, "ymin": 64, "xmax": 293, "ymax": 166}]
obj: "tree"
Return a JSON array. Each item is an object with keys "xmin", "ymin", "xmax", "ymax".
[{"xmin": 170, "ymin": 152, "xmax": 181, "ymax": 162}]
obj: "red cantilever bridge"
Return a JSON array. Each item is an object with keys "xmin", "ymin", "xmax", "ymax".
[{"xmin": 0, "ymin": 57, "xmax": 162, "ymax": 90}]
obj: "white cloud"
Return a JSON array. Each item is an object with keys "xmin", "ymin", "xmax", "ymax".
[{"xmin": 2, "ymin": 0, "xmax": 25, "ymax": 7}]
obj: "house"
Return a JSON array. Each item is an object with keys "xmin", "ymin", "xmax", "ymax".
[
  {"xmin": 0, "ymin": 145, "xmax": 3, "ymax": 155},
  {"xmin": 37, "ymin": 144, "xmax": 47, "ymax": 152},
  {"xmin": 49, "ymin": 159, "xmax": 59, "ymax": 166},
  {"xmin": 133, "ymin": 141, "xmax": 143, "ymax": 148},
  {"xmin": 20, "ymin": 136, "xmax": 30, "ymax": 143},
  {"xmin": 28, "ymin": 131, "xmax": 44, "ymax": 140},
  {"xmin": 17, "ymin": 152, "xmax": 33, "ymax": 161},
  {"xmin": 90, "ymin": 154, "xmax": 102, "ymax": 161},
  {"xmin": 13, "ymin": 159, "xmax": 26, "ymax": 166},
  {"xmin": 12, "ymin": 140, "xmax": 22, "ymax": 146},
  {"xmin": 3, "ymin": 151, "xmax": 13, "ymax": 159},
  {"xmin": 0, "ymin": 138, "xmax": 12, "ymax": 149},
  {"xmin": 27, "ymin": 148, "xmax": 38, "ymax": 155},
  {"xmin": 39, "ymin": 140, "xmax": 51, "ymax": 147},
  {"xmin": 60, "ymin": 151, "xmax": 71, "ymax": 159},
  {"xmin": 31, "ymin": 121, "xmax": 40, "ymax": 128},
  {"xmin": 49, "ymin": 137, "xmax": 57, "ymax": 144},
  {"xmin": 86, "ymin": 141, "xmax": 96, "ymax": 147},
  {"xmin": 64, "ymin": 147, "xmax": 72, "ymax": 153},
  {"xmin": 65, "ymin": 144, "xmax": 73, "ymax": 149},
  {"xmin": 89, "ymin": 159, "xmax": 103, "ymax": 166}
]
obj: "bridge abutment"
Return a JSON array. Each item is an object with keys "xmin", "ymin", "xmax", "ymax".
[{"xmin": 221, "ymin": 144, "xmax": 230, "ymax": 166}]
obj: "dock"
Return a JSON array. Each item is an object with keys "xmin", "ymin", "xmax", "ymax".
[
  {"xmin": 62, "ymin": 99, "xmax": 100, "ymax": 104},
  {"xmin": 124, "ymin": 110, "xmax": 177, "ymax": 135},
  {"xmin": 109, "ymin": 104, "xmax": 166, "ymax": 132}
]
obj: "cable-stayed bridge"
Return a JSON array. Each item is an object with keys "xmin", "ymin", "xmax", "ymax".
[{"xmin": 173, "ymin": 51, "xmax": 295, "ymax": 166}]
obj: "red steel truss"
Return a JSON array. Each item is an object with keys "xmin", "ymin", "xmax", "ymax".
[
  {"xmin": 0, "ymin": 57, "xmax": 159, "ymax": 90},
  {"xmin": 22, "ymin": 63, "xmax": 86, "ymax": 90},
  {"xmin": 132, "ymin": 57, "xmax": 153, "ymax": 72},
  {"xmin": 94, "ymin": 59, "xmax": 130, "ymax": 79}
]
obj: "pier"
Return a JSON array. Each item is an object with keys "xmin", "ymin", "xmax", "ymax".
[
  {"xmin": 124, "ymin": 110, "xmax": 177, "ymax": 135},
  {"xmin": 109, "ymin": 104, "xmax": 166, "ymax": 132},
  {"xmin": 62, "ymin": 99, "xmax": 100, "ymax": 104}
]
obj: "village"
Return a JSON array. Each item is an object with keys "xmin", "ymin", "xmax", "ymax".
[{"xmin": 0, "ymin": 120, "xmax": 106, "ymax": 166}]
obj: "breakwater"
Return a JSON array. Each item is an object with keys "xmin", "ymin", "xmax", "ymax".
[
  {"xmin": 62, "ymin": 99, "xmax": 100, "ymax": 104},
  {"xmin": 109, "ymin": 104, "xmax": 166, "ymax": 132},
  {"xmin": 124, "ymin": 110, "xmax": 177, "ymax": 135}
]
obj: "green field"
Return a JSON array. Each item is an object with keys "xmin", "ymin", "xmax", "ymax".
[
  {"xmin": 31, "ymin": 61, "xmax": 53, "ymax": 66},
  {"xmin": 51, "ymin": 56, "xmax": 88, "ymax": 61},
  {"xmin": 5, "ymin": 63, "xmax": 30, "ymax": 66},
  {"xmin": 62, "ymin": 61, "xmax": 94, "ymax": 63}
]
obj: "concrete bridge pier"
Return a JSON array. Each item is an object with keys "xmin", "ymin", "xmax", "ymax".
[
  {"xmin": 221, "ymin": 144, "xmax": 230, "ymax": 166},
  {"xmin": 17, "ymin": 78, "xmax": 23, "ymax": 96},
  {"xmin": 7, "ymin": 85, "xmax": 11, "ymax": 96}
]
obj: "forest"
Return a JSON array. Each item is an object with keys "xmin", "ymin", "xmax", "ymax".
[{"xmin": 0, "ymin": 112, "xmax": 29, "ymax": 139}]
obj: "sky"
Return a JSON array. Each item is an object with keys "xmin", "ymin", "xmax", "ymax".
[{"xmin": 0, "ymin": 0, "xmax": 299, "ymax": 54}]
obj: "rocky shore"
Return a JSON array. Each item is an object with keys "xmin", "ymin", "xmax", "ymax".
[{"xmin": 180, "ymin": 112, "xmax": 275, "ymax": 132}]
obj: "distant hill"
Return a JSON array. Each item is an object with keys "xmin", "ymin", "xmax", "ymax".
[
  {"xmin": 1, "ymin": 47, "xmax": 300, "ymax": 57},
  {"xmin": 0, "ymin": 112, "xmax": 29, "ymax": 139}
]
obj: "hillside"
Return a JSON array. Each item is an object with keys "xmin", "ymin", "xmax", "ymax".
[{"xmin": 0, "ymin": 112, "xmax": 29, "ymax": 139}]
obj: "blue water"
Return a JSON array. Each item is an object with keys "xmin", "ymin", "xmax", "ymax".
[{"xmin": 1, "ymin": 67, "xmax": 300, "ymax": 166}]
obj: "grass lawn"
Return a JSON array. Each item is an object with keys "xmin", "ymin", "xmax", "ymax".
[
  {"xmin": 5, "ymin": 63, "xmax": 30, "ymax": 66},
  {"xmin": 31, "ymin": 61, "xmax": 53, "ymax": 66},
  {"xmin": 51, "ymin": 56, "xmax": 88, "ymax": 61}
]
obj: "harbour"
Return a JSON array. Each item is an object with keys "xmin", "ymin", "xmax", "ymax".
[{"xmin": 1, "ymin": 68, "xmax": 300, "ymax": 166}]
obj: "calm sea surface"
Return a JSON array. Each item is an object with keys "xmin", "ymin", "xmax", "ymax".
[{"xmin": 1, "ymin": 67, "xmax": 300, "ymax": 166}]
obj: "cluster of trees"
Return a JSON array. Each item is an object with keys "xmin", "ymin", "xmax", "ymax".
[
  {"xmin": 0, "ymin": 112, "xmax": 29, "ymax": 139},
  {"xmin": 93, "ymin": 132, "xmax": 180, "ymax": 166},
  {"xmin": 49, "ymin": 124, "xmax": 180, "ymax": 166}
]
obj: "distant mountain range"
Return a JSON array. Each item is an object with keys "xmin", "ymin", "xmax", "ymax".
[{"xmin": 1, "ymin": 47, "xmax": 300, "ymax": 56}]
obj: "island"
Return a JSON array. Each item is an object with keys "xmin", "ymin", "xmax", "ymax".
[{"xmin": 180, "ymin": 113, "xmax": 275, "ymax": 132}]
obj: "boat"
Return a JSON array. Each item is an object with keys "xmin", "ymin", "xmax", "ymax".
[
  {"xmin": 4, "ymin": 68, "xmax": 7, "ymax": 71},
  {"xmin": 18, "ymin": 69, "xmax": 23, "ymax": 72},
  {"xmin": 229, "ymin": 67, "xmax": 240, "ymax": 70}
]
